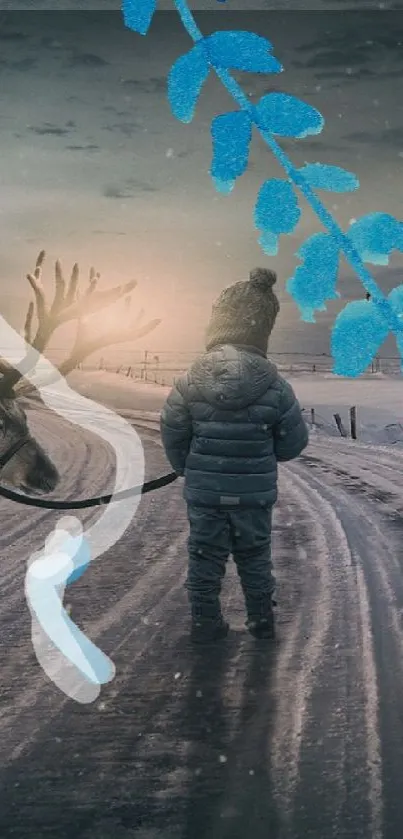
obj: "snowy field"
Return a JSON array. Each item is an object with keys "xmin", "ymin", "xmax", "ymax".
[
  {"xmin": 69, "ymin": 367, "xmax": 403, "ymax": 446},
  {"xmin": 288, "ymin": 372, "xmax": 403, "ymax": 445}
]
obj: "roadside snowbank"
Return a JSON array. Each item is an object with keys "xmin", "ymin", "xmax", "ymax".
[
  {"xmin": 67, "ymin": 370, "xmax": 170, "ymax": 414},
  {"xmin": 288, "ymin": 374, "xmax": 403, "ymax": 446}
]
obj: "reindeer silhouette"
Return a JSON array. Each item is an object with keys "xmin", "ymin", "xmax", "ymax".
[
  {"xmin": 0, "ymin": 250, "xmax": 161, "ymax": 703},
  {"xmin": 0, "ymin": 250, "xmax": 159, "ymax": 490}
]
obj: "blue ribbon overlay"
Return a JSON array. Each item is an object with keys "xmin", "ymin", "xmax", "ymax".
[{"xmin": 26, "ymin": 529, "xmax": 114, "ymax": 687}]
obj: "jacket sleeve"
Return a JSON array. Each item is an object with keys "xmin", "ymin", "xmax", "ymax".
[
  {"xmin": 160, "ymin": 377, "xmax": 193, "ymax": 476},
  {"xmin": 273, "ymin": 379, "xmax": 309, "ymax": 462}
]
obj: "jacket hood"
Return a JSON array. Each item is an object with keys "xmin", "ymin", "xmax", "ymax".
[{"xmin": 189, "ymin": 345, "xmax": 278, "ymax": 411}]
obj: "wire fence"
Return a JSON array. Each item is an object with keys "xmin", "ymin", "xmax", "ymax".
[{"xmin": 71, "ymin": 349, "xmax": 401, "ymax": 385}]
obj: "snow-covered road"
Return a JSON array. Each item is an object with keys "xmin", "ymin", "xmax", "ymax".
[{"xmin": 0, "ymin": 380, "xmax": 403, "ymax": 838}]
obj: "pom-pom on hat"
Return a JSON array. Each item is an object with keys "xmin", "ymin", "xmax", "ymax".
[{"xmin": 205, "ymin": 268, "xmax": 280, "ymax": 355}]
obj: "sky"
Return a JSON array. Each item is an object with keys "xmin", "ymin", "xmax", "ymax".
[{"xmin": 0, "ymin": 7, "xmax": 403, "ymax": 361}]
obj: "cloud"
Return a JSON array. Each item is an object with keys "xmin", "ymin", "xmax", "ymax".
[
  {"xmin": 67, "ymin": 52, "xmax": 110, "ymax": 69},
  {"xmin": 314, "ymin": 69, "xmax": 376, "ymax": 81},
  {"xmin": 65, "ymin": 143, "xmax": 100, "ymax": 152},
  {"xmin": 0, "ymin": 29, "xmax": 27, "ymax": 41},
  {"xmin": 102, "ymin": 120, "xmax": 144, "ymax": 138},
  {"xmin": 297, "ymin": 48, "xmax": 370, "ymax": 70},
  {"xmin": 120, "ymin": 76, "xmax": 166, "ymax": 94},
  {"xmin": 29, "ymin": 123, "xmax": 73, "ymax": 136},
  {"xmin": 11, "ymin": 57, "xmax": 37, "ymax": 71},
  {"xmin": 343, "ymin": 127, "xmax": 403, "ymax": 147},
  {"xmin": 103, "ymin": 179, "xmax": 157, "ymax": 199},
  {"xmin": 291, "ymin": 20, "xmax": 403, "ymax": 82}
]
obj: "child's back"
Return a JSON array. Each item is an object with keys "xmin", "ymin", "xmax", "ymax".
[
  {"xmin": 179, "ymin": 342, "xmax": 307, "ymax": 508},
  {"xmin": 160, "ymin": 269, "xmax": 308, "ymax": 643}
]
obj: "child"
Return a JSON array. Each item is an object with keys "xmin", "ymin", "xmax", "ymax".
[{"xmin": 160, "ymin": 268, "xmax": 308, "ymax": 643}]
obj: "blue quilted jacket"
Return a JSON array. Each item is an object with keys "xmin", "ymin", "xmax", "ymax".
[{"xmin": 160, "ymin": 344, "xmax": 308, "ymax": 508}]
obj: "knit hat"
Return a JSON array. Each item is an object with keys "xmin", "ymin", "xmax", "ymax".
[{"xmin": 205, "ymin": 268, "xmax": 280, "ymax": 355}]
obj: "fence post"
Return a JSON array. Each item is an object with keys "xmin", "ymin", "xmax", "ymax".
[
  {"xmin": 143, "ymin": 350, "xmax": 148, "ymax": 382},
  {"xmin": 310, "ymin": 408, "xmax": 315, "ymax": 426},
  {"xmin": 334, "ymin": 413, "xmax": 347, "ymax": 438},
  {"xmin": 350, "ymin": 406, "xmax": 357, "ymax": 440},
  {"xmin": 153, "ymin": 355, "xmax": 159, "ymax": 384}
]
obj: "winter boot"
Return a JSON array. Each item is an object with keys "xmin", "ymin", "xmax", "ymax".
[
  {"xmin": 190, "ymin": 617, "xmax": 230, "ymax": 645},
  {"xmin": 246, "ymin": 598, "xmax": 276, "ymax": 640}
]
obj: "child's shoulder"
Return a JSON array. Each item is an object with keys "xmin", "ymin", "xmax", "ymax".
[
  {"xmin": 173, "ymin": 371, "xmax": 191, "ymax": 395},
  {"xmin": 260, "ymin": 363, "xmax": 298, "ymax": 407}
]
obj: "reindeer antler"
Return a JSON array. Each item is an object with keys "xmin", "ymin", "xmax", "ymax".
[
  {"xmin": 0, "ymin": 250, "xmax": 161, "ymax": 394},
  {"xmin": 57, "ymin": 314, "xmax": 161, "ymax": 378},
  {"xmin": 26, "ymin": 252, "xmax": 138, "ymax": 352}
]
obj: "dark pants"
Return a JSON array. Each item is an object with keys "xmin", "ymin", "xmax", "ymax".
[{"xmin": 186, "ymin": 505, "xmax": 276, "ymax": 624}]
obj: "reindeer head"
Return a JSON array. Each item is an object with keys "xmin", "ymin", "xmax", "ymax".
[
  {"xmin": 0, "ymin": 250, "xmax": 161, "ymax": 495},
  {"xmin": 0, "ymin": 396, "xmax": 59, "ymax": 494}
]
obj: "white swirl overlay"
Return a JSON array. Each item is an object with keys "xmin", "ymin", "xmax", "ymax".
[{"xmin": 0, "ymin": 315, "xmax": 145, "ymax": 703}]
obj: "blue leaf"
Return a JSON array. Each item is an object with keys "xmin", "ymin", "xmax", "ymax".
[
  {"xmin": 254, "ymin": 179, "xmax": 300, "ymax": 235},
  {"xmin": 348, "ymin": 212, "xmax": 403, "ymax": 265},
  {"xmin": 167, "ymin": 44, "xmax": 210, "ymax": 123},
  {"xmin": 286, "ymin": 233, "xmax": 340, "ymax": 322},
  {"xmin": 255, "ymin": 93, "xmax": 324, "ymax": 139},
  {"xmin": 258, "ymin": 231, "xmax": 280, "ymax": 256},
  {"xmin": 331, "ymin": 300, "xmax": 389, "ymax": 377},
  {"xmin": 388, "ymin": 285, "xmax": 403, "ymax": 365},
  {"xmin": 204, "ymin": 31, "xmax": 283, "ymax": 74},
  {"xmin": 298, "ymin": 163, "xmax": 359, "ymax": 193},
  {"xmin": 122, "ymin": 0, "xmax": 157, "ymax": 36},
  {"xmin": 397, "ymin": 337, "xmax": 403, "ymax": 373},
  {"xmin": 210, "ymin": 111, "xmax": 252, "ymax": 193},
  {"xmin": 388, "ymin": 284, "xmax": 403, "ymax": 321},
  {"xmin": 212, "ymin": 179, "xmax": 233, "ymax": 195}
]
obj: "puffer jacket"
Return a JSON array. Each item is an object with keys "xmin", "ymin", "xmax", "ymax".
[{"xmin": 160, "ymin": 344, "xmax": 309, "ymax": 508}]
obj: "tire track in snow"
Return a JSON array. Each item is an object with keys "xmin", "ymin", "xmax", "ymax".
[
  {"xmin": 0, "ymin": 412, "xmax": 189, "ymax": 761},
  {"xmin": 270, "ymin": 465, "xmax": 383, "ymax": 838},
  {"xmin": 355, "ymin": 559, "xmax": 383, "ymax": 839},
  {"xmin": 290, "ymin": 452, "xmax": 403, "ymax": 839},
  {"xmin": 269, "ymin": 473, "xmax": 333, "ymax": 819},
  {"xmin": 0, "ymin": 485, "xmax": 189, "ymax": 763},
  {"xmin": 6, "ymin": 528, "xmax": 190, "ymax": 765},
  {"xmin": 301, "ymin": 439, "xmax": 403, "ymax": 519},
  {"xmin": 300, "ymin": 443, "xmax": 403, "ymax": 640}
]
